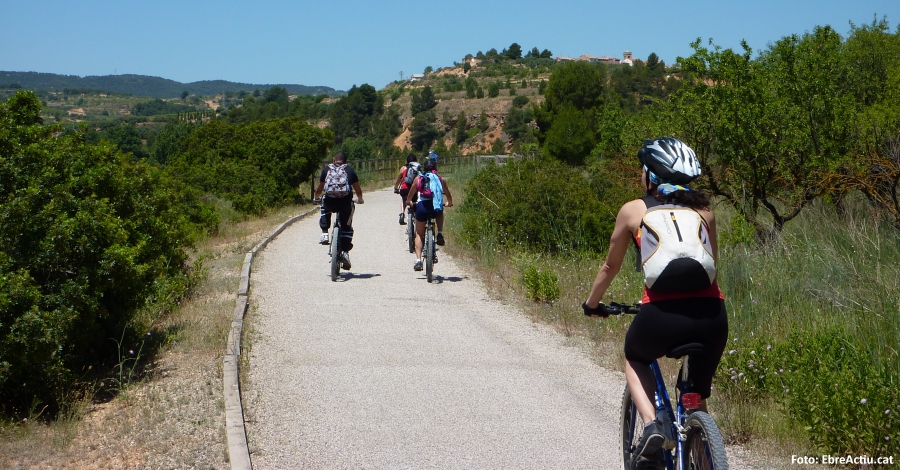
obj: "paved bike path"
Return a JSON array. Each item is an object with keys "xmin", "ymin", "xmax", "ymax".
[{"xmin": 245, "ymin": 188, "xmax": 758, "ymax": 469}]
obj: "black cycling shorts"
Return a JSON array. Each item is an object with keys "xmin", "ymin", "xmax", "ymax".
[{"xmin": 624, "ymin": 297, "xmax": 728, "ymax": 399}]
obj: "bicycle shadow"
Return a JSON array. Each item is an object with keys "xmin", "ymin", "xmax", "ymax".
[
  {"xmin": 425, "ymin": 275, "xmax": 468, "ymax": 284},
  {"xmin": 341, "ymin": 272, "xmax": 381, "ymax": 281}
]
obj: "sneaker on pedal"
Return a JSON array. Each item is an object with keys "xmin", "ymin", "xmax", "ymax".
[
  {"xmin": 436, "ymin": 233, "xmax": 445, "ymax": 246},
  {"xmin": 630, "ymin": 448, "xmax": 665, "ymax": 470},
  {"xmin": 399, "ymin": 212, "xmax": 406, "ymax": 225},
  {"xmin": 340, "ymin": 252, "xmax": 351, "ymax": 270},
  {"xmin": 319, "ymin": 233, "xmax": 329, "ymax": 245},
  {"xmin": 413, "ymin": 259, "xmax": 423, "ymax": 271},
  {"xmin": 634, "ymin": 420, "xmax": 667, "ymax": 458}
]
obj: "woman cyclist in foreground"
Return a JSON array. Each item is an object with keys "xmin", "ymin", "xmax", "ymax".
[{"xmin": 582, "ymin": 138, "xmax": 728, "ymax": 470}]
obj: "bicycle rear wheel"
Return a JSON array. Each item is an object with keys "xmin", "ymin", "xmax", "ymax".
[
  {"xmin": 620, "ymin": 385, "xmax": 643, "ymax": 470},
  {"xmin": 407, "ymin": 209, "xmax": 415, "ymax": 253},
  {"xmin": 330, "ymin": 224, "xmax": 341, "ymax": 281},
  {"xmin": 424, "ymin": 222, "xmax": 434, "ymax": 283},
  {"xmin": 684, "ymin": 411, "xmax": 729, "ymax": 470}
]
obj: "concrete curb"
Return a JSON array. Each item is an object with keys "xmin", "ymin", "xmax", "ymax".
[{"xmin": 224, "ymin": 208, "xmax": 319, "ymax": 469}]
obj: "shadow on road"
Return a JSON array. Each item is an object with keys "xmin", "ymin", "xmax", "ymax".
[
  {"xmin": 342, "ymin": 273, "xmax": 381, "ymax": 280},
  {"xmin": 429, "ymin": 275, "xmax": 468, "ymax": 284}
]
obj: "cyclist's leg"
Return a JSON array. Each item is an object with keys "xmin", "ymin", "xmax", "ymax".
[
  {"xmin": 399, "ymin": 188, "xmax": 410, "ymax": 213},
  {"xmin": 337, "ymin": 197, "xmax": 354, "ymax": 252},
  {"xmin": 436, "ymin": 212, "xmax": 444, "ymax": 232},
  {"xmin": 414, "ymin": 200, "xmax": 430, "ymax": 259},
  {"xmin": 319, "ymin": 198, "xmax": 333, "ymax": 233},
  {"xmin": 683, "ymin": 298, "xmax": 728, "ymax": 406},
  {"xmin": 624, "ymin": 359, "xmax": 658, "ymax": 425}
]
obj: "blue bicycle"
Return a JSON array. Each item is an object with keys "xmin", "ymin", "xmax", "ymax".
[{"xmin": 601, "ymin": 302, "xmax": 729, "ymax": 470}]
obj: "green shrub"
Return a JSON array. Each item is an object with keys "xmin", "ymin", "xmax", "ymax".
[
  {"xmin": 521, "ymin": 265, "xmax": 560, "ymax": 302},
  {"xmin": 457, "ymin": 157, "xmax": 638, "ymax": 255},
  {"xmin": 165, "ymin": 118, "xmax": 332, "ymax": 215},
  {"xmin": 717, "ymin": 330, "xmax": 898, "ymax": 457},
  {"xmin": 0, "ymin": 91, "xmax": 209, "ymax": 414}
]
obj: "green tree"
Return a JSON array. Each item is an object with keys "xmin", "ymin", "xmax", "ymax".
[
  {"xmin": 167, "ymin": 118, "xmax": 332, "ymax": 214},
  {"xmin": 181, "ymin": 90, "xmax": 189, "ymax": 100},
  {"xmin": 411, "ymin": 85, "xmax": 437, "ymax": 115},
  {"xmin": 409, "ymin": 111, "xmax": 439, "ymax": 151},
  {"xmin": 476, "ymin": 86, "xmax": 484, "ymax": 99},
  {"xmin": 455, "ymin": 111, "xmax": 468, "ymax": 144},
  {"xmin": 542, "ymin": 104, "xmax": 594, "ymax": 165},
  {"xmin": 0, "ymin": 91, "xmax": 210, "ymax": 412},
  {"xmin": 477, "ymin": 110, "xmax": 489, "ymax": 132},
  {"xmin": 488, "ymin": 82, "xmax": 500, "ymax": 98},
  {"xmin": 491, "ymin": 137, "xmax": 505, "ymax": 153},
  {"xmin": 676, "ymin": 28, "xmax": 857, "ymax": 232},
  {"xmin": 105, "ymin": 123, "xmax": 144, "ymax": 157},
  {"xmin": 151, "ymin": 121, "xmax": 197, "ymax": 165},
  {"xmin": 506, "ymin": 43, "xmax": 523, "ymax": 60}
]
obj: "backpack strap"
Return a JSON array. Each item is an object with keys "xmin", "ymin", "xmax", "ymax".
[{"xmin": 633, "ymin": 195, "xmax": 662, "ymax": 272}]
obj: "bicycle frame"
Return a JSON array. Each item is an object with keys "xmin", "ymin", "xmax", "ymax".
[{"xmin": 627, "ymin": 356, "xmax": 704, "ymax": 470}]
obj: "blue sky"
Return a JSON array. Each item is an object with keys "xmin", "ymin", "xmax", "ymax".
[{"xmin": 2, "ymin": 1, "xmax": 897, "ymax": 92}]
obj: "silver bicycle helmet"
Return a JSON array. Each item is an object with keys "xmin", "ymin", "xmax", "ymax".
[{"xmin": 638, "ymin": 138, "xmax": 701, "ymax": 185}]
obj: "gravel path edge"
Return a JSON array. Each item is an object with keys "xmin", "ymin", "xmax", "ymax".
[{"xmin": 223, "ymin": 208, "xmax": 319, "ymax": 470}]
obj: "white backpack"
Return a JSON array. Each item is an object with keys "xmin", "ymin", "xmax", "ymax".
[{"xmin": 640, "ymin": 201, "xmax": 717, "ymax": 293}]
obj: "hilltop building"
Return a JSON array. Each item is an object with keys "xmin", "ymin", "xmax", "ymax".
[{"xmin": 555, "ymin": 51, "xmax": 633, "ymax": 66}]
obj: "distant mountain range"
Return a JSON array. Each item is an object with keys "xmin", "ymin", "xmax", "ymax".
[{"xmin": 0, "ymin": 71, "xmax": 345, "ymax": 98}]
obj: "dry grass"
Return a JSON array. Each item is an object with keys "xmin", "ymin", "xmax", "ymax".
[{"xmin": 0, "ymin": 203, "xmax": 318, "ymax": 469}]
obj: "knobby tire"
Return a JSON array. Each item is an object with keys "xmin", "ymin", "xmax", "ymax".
[
  {"xmin": 425, "ymin": 222, "xmax": 434, "ymax": 283},
  {"xmin": 620, "ymin": 385, "xmax": 643, "ymax": 470},
  {"xmin": 684, "ymin": 411, "xmax": 729, "ymax": 470},
  {"xmin": 330, "ymin": 224, "xmax": 341, "ymax": 282}
]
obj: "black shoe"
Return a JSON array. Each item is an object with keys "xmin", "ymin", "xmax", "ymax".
[
  {"xmin": 630, "ymin": 448, "xmax": 665, "ymax": 470},
  {"xmin": 340, "ymin": 252, "xmax": 351, "ymax": 270},
  {"xmin": 399, "ymin": 213, "xmax": 406, "ymax": 225},
  {"xmin": 436, "ymin": 233, "xmax": 445, "ymax": 246},
  {"xmin": 634, "ymin": 420, "xmax": 666, "ymax": 458}
]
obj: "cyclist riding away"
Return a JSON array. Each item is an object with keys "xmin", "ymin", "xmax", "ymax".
[
  {"xmin": 393, "ymin": 154, "xmax": 419, "ymax": 225},
  {"xmin": 315, "ymin": 151, "xmax": 364, "ymax": 270},
  {"xmin": 582, "ymin": 138, "xmax": 728, "ymax": 470},
  {"xmin": 406, "ymin": 156, "xmax": 453, "ymax": 271}
]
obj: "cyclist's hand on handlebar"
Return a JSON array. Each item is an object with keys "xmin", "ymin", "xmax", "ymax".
[
  {"xmin": 394, "ymin": 187, "xmax": 399, "ymax": 194},
  {"xmin": 355, "ymin": 197, "xmax": 364, "ymax": 204},
  {"xmin": 582, "ymin": 301, "xmax": 612, "ymax": 318}
]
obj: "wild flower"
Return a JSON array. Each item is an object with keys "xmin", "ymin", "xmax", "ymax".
[
  {"xmin": 729, "ymin": 349, "xmax": 736, "ymax": 355},
  {"xmin": 886, "ymin": 409, "xmax": 891, "ymax": 415},
  {"xmin": 738, "ymin": 372, "xmax": 744, "ymax": 378},
  {"xmin": 750, "ymin": 350, "xmax": 756, "ymax": 355},
  {"xmin": 766, "ymin": 345, "xmax": 771, "ymax": 350},
  {"xmin": 860, "ymin": 398, "xmax": 867, "ymax": 404}
]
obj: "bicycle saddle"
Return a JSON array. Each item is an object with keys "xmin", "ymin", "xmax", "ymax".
[{"xmin": 665, "ymin": 342, "xmax": 706, "ymax": 359}]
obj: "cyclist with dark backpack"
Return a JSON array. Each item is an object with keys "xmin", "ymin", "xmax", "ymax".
[
  {"xmin": 582, "ymin": 138, "xmax": 728, "ymax": 470},
  {"xmin": 314, "ymin": 151, "xmax": 364, "ymax": 269},
  {"xmin": 393, "ymin": 154, "xmax": 420, "ymax": 225}
]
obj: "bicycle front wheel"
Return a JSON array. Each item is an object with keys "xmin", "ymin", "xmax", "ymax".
[
  {"xmin": 424, "ymin": 223, "xmax": 434, "ymax": 283},
  {"xmin": 684, "ymin": 411, "xmax": 729, "ymax": 470},
  {"xmin": 330, "ymin": 225, "xmax": 341, "ymax": 281},
  {"xmin": 620, "ymin": 385, "xmax": 643, "ymax": 470}
]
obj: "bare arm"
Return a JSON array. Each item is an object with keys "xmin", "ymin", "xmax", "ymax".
[
  {"xmin": 393, "ymin": 167, "xmax": 404, "ymax": 193},
  {"xmin": 406, "ymin": 176, "xmax": 420, "ymax": 206},
  {"xmin": 352, "ymin": 182, "xmax": 364, "ymax": 204},
  {"xmin": 585, "ymin": 199, "xmax": 644, "ymax": 308},
  {"xmin": 440, "ymin": 177, "xmax": 453, "ymax": 207},
  {"xmin": 313, "ymin": 180, "xmax": 325, "ymax": 200}
]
